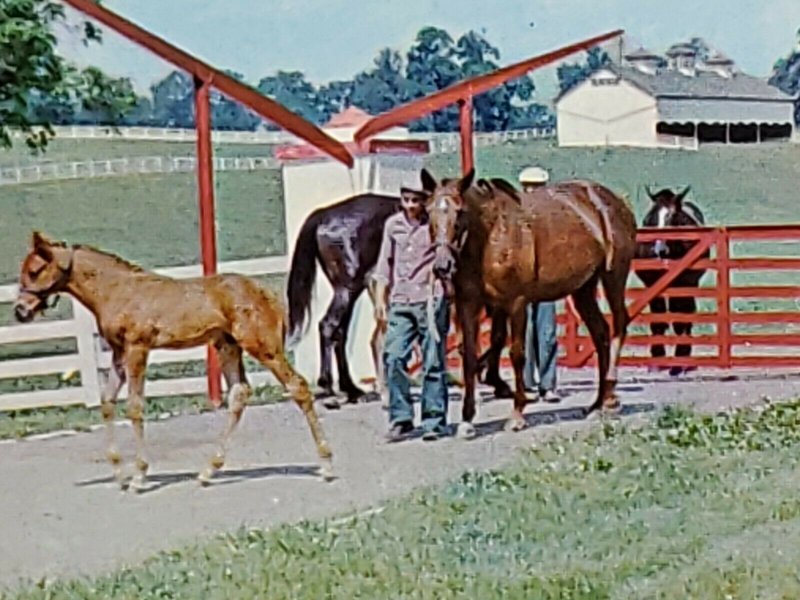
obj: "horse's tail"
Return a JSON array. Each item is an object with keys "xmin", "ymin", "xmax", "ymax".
[{"xmin": 286, "ymin": 213, "xmax": 321, "ymax": 349}]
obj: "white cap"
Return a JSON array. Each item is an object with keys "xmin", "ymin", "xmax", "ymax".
[{"xmin": 519, "ymin": 166, "xmax": 550, "ymax": 184}]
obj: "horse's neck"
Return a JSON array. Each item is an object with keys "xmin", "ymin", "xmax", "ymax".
[{"xmin": 65, "ymin": 248, "xmax": 147, "ymax": 315}]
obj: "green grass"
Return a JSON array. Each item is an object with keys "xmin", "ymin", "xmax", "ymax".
[
  {"xmin": 7, "ymin": 399, "xmax": 800, "ymax": 598},
  {"xmin": 0, "ymin": 169, "xmax": 286, "ymax": 284}
]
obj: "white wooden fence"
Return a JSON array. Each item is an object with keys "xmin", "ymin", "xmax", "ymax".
[
  {"xmin": 0, "ymin": 155, "xmax": 279, "ymax": 187},
  {"xmin": 41, "ymin": 125, "xmax": 556, "ymax": 146},
  {"xmin": 0, "ymin": 256, "xmax": 287, "ymax": 412},
  {"xmin": 0, "ymin": 127, "xmax": 557, "ymax": 187}
]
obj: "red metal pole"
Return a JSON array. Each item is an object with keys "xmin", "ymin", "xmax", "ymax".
[
  {"xmin": 459, "ymin": 96, "xmax": 474, "ymax": 175},
  {"xmin": 716, "ymin": 228, "xmax": 732, "ymax": 369},
  {"xmin": 194, "ymin": 77, "xmax": 222, "ymax": 407}
]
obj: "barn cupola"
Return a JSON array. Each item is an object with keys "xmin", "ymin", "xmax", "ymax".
[
  {"xmin": 702, "ymin": 51, "xmax": 735, "ymax": 78},
  {"xmin": 623, "ymin": 47, "xmax": 663, "ymax": 75},
  {"xmin": 666, "ymin": 42, "xmax": 698, "ymax": 76}
]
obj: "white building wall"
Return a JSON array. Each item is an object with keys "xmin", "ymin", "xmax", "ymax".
[{"xmin": 556, "ymin": 70, "xmax": 659, "ymax": 147}]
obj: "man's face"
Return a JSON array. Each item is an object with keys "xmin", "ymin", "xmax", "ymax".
[{"xmin": 401, "ymin": 191, "xmax": 426, "ymax": 220}]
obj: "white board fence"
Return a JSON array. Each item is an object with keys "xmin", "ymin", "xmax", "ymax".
[{"xmin": 0, "ymin": 256, "xmax": 287, "ymax": 412}]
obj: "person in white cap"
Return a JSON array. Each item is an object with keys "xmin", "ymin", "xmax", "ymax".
[{"xmin": 519, "ymin": 166, "xmax": 560, "ymax": 402}]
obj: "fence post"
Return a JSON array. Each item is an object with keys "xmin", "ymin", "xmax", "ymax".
[
  {"xmin": 716, "ymin": 228, "xmax": 732, "ymax": 368},
  {"xmin": 73, "ymin": 302, "xmax": 102, "ymax": 407}
]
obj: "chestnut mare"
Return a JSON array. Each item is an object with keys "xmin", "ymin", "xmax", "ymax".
[
  {"xmin": 423, "ymin": 168, "xmax": 638, "ymax": 437},
  {"xmin": 14, "ymin": 232, "xmax": 333, "ymax": 491}
]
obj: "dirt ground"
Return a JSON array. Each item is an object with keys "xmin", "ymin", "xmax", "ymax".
[{"xmin": 1, "ymin": 366, "xmax": 799, "ymax": 591}]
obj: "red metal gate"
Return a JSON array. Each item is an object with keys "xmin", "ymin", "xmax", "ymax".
[{"xmin": 411, "ymin": 224, "xmax": 800, "ymax": 375}]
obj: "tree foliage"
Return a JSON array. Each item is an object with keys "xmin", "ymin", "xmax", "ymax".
[
  {"xmin": 556, "ymin": 47, "xmax": 611, "ymax": 95},
  {"xmin": 0, "ymin": 0, "xmax": 137, "ymax": 152},
  {"xmin": 768, "ymin": 28, "xmax": 800, "ymax": 124},
  {"xmin": 6, "ymin": 17, "xmax": 556, "ymax": 135}
]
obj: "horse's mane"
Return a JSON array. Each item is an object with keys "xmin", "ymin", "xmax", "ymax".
[{"xmin": 72, "ymin": 243, "xmax": 147, "ymax": 273}]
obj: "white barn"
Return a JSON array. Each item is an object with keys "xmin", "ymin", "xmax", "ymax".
[{"xmin": 555, "ymin": 42, "xmax": 797, "ymax": 149}]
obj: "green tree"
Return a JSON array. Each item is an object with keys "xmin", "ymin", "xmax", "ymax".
[
  {"xmin": 0, "ymin": 0, "xmax": 136, "ymax": 151},
  {"xmin": 453, "ymin": 30, "xmax": 538, "ymax": 132},
  {"xmin": 211, "ymin": 70, "xmax": 261, "ymax": 131},
  {"xmin": 769, "ymin": 28, "xmax": 800, "ymax": 124},
  {"xmin": 556, "ymin": 46, "xmax": 611, "ymax": 95},
  {"xmin": 257, "ymin": 70, "xmax": 327, "ymax": 128},
  {"xmin": 150, "ymin": 70, "xmax": 194, "ymax": 127},
  {"xmin": 405, "ymin": 26, "xmax": 461, "ymax": 131},
  {"xmin": 348, "ymin": 48, "xmax": 411, "ymax": 115}
]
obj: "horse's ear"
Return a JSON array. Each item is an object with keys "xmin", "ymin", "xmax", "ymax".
[
  {"xmin": 421, "ymin": 168, "xmax": 437, "ymax": 193},
  {"xmin": 31, "ymin": 231, "xmax": 50, "ymax": 249},
  {"xmin": 676, "ymin": 185, "xmax": 691, "ymax": 203},
  {"xmin": 31, "ymin": 232, "xmax": 54, "ymax": 261},
  {"xmin": 645, "ymin": 186, "xmax": 657, "ymax": 201},
  {"xmin": 458, "ymin": 168, "xmax": 476, "ymax": 195}
]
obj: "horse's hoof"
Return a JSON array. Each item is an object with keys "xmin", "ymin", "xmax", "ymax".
[
  {"xmin": 129, "ymin": 474, "xmax": 149, "ymax": 493},
  {"xmin": 197, "ymin": 468, "xmax": 215, "ymax": 486},
  {"xmin": 314, "ymin": 389, "xmax": 336, "ymax": 400},
  {"xmin": 456, "ymin": 422, "xmax": 477, "ymax": 440},
  {"xmin": 362, "ymin": 391, "xmax": 382, "ymax": 404},
  {"xmin": 321, "ymin": 397, "xmax": 342, "ymax": 410},
  {"xmin": 318, "ymin": 459, "xmax": 335, "ymax": 482},
  {"xmin": 504, "ymin": 418, "xmax": 527, "ymax": 432},
  {"xmin": 493, "ymin": 385, "xmax": 514, "ymax": 400}
]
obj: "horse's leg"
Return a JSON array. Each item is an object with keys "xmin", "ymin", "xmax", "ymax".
[
  {"xmin": 601, "ymin": 267, "xmax": 632, "ymax": 407},
  {"xmin": 101, "ymin": 345, "xmax": 127, "ymax": 488},
  {"xmin": 571, "ymin": 277, "xmax": 611, "ymax": 415},
  {"xmin": 315, "ymin": 289, "xmax": 346, "ymax": 399},
  {"xmin": 669, "ymin": 293, "xmax": 697, "ymax": 376},
  {"xmin": 125, "ymin": 347, "xmax": 150, "ymax": 491},
  {"xmin": 456, "ymin": 298, "xmax": 482, "ymax": 439},
  {"xmin": 333, "ymin": 285, "xmax": 369, "ymax": 403},
  {"xmin": 505, "ymin": 302, "xmax": 530, "ymax": 432},
  {"xmin": 198, "ymin": 338, "xmax": 251, "ymax": 485},
  {"xmin": 263, "ymin": 352, "xmax": 334, "ymax": 480},
  {"xmin": 483, "ymin": 307, "xmax": 513, "ymax": 399}
]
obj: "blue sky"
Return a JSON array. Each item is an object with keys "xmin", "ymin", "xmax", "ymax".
[{"xmin": 57, "ymin": 0, "xmax": 800, "ymax": 104}]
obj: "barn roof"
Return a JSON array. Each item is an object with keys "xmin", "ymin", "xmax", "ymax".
[{"xmin": 605, "ymin": 64, "xmax": 795, "ymax": 102}]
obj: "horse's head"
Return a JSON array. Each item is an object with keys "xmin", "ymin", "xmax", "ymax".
[
  {"xmin": 14, "ymin": 232, "xmax": 74, "ymax": 323},
  {"xmin": 421, "ymin": 167, "xmax": 475, "ymax": 282},
  {"xmin": 643, "ymin": 185, "xmax": 693, "ymax": 258}
]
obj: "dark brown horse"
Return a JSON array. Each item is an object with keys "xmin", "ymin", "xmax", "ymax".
[
  {"xmin": 635, "ymin": 186, "xmax": 708, "ymax": 375},
  {"xmin": 423, "ymin": 168, "xmax": 638, "ymax": 437},
  {"xmin": 286, "ymin": 192, "xmax": 513, "ymax": 407},
  {"xmin": 14, "ymin": 232, "xmax": 334, "ymax": 491}
]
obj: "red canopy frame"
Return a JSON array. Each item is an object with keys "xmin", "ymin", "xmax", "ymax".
[
  {"xmin": 61, "ymin": 0, "xmax": 356, "ymax": 404},
  {"xmin": 354, "ymin": 29, "xmax": 624, "ymax": 174}
]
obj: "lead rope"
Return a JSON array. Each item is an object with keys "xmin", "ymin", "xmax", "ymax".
[{"xmin": 426, "ymin": 269, "xmax": 441, "ymax": 344}]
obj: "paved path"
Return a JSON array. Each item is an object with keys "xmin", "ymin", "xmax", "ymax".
[{"xmin": 0, "ymin": 367, "xmax": 798, "ymax": 590}]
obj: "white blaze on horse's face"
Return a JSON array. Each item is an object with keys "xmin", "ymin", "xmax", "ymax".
[
  {"xmin": 432, "ymin": 195, "xmax": 457, "ymax": 280},
  {"xmin": 654, "ymin": 206, "xmax": 671, "ymax": 258}
]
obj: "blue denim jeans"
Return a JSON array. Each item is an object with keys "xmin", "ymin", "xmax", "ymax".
[
  {"xmin": 383, "ymin": 297, "xmax": 449, "ymax": 433},
  {"xmin": 523, "ymin": 301, "xmax": 558, "ymax": 392}
]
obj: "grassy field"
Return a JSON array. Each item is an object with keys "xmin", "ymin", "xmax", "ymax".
[
  {"xmin": 0, "ymin": 169, "xmax": 285, "ymax": 284},
  {"xmin": 6, "ymin": 399, "xmax": 800, "ymax": 598}
]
